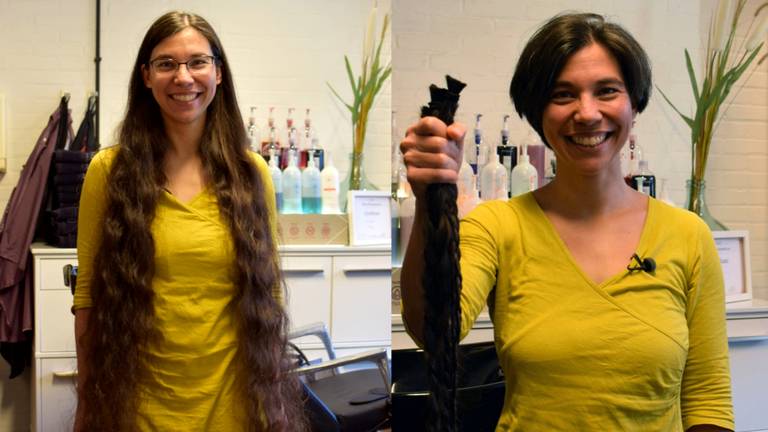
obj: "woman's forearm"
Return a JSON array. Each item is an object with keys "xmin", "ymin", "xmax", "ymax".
[
  {"xmin": 400, "ymin": 199, "xmax": 428, "ymax": 346},
  {"xmin": 74, "ymin": 308, "xmax": 91, "ymax": 430}
]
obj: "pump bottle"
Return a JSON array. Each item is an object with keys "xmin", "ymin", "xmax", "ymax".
[
  {"xmin": 496, "ymin": 114, "xmax": 516, "ymax": 197},
  {"xmin": 300, "ymin": 109, "xmax": 324, "ymax": 170},
  {"xmin": 631, "ymin": 159, "xmax": 656, "ymax": 197},
  {"xmin": 301, "ymin": 154, "xmax": 322, "ymax": 214},
  {"xmin": 480, "ymin": 147, "xmax": 508, "ymax": 201},
  {"xmin": 468, "ymin": 114, "xmax": 482, "ymax": 176},
  {"xmin": 268, "ymin": 148, "xmax": 283, "ymax": 213},
  {"xmin": 511, "ymin": 144, "xmax": 538, "ymax": 197},
  {"xmin": 457, "ymin": 159, "xmax": 480, "ymax": 218},
  {"xmin": 320, "ymin": 152, "xmax": 341, "ymax": 214},
  {"xmin": 262, "ymin": 107, "xmax": 280, "ymax": 166},
  {"xmin": 247, "ymin": 106, "xmax": 261, "ymax": 153},
  {"xmin": 282, "ymin": 149, "xmax": 302, "ymax": 214},
  {"xmin": 281, "ymin": 108, "xmax": 299, "ymax": 170}
]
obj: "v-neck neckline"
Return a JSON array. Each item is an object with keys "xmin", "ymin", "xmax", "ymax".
[
  {"xmin": 526, "ymin": 192, "xmax": 655, "ymax": 289},
  {"xmin": 162, "ymin": 185, "xmax": 210, "ymax": 207}
]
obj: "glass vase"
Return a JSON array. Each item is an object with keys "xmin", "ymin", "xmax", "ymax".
[
  {"xmin": 339, "ymin": 152, "xmax": 377, "ymax": 212},
  {"xmin": 685, "ymin": 179, "xmax": 727, "ymax": 231}
]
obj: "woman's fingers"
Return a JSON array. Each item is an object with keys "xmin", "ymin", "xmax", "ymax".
[{"xmin": 400, "ymin": 117, "xmax": 467, "ymax": 198}]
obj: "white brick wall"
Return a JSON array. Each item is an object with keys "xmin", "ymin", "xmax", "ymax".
[
  {"xmin": 705, "ymin": 0, "xmax": 768, "ymax": 299},
  {"xmin": 0, "ymin": 1, "xmax": 390, "ymax": 430},
  {"xmin": 393, "ymin": 0, "xmax": 767, "ymax": 299},
  {"xmin": 0, "ymin": 0, "xmax": 94, "ymax": 429}
]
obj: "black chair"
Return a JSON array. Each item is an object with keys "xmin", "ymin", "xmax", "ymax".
[
  {"xmin": 391, "ymin": 341, "xmax": 505, "ymax": 432},
  {"xmin": 290, "ymin": 323, "xmax": 390, "ymax": 432}
]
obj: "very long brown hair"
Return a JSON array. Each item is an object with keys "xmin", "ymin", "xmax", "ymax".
[{"xmin": 79, "ymin": 11, "xmax": 304, "ymax": 431}]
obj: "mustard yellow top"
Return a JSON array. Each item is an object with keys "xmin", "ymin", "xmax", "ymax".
[
  {"xmin": 74, "ymin": 147, "xmax": 278, "ymax": 431},
  {"xmin": 409, "ymin": 193, "xmax": 734, "ymax": 431}
]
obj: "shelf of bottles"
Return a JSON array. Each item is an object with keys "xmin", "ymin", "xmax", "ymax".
[
  {"xmin": 391, "ymin": 111, "xmax": 674, "ymax": 266},
  {"xmin": 247, "ymin": 107, "xmax": 341, "ymax": 215}
]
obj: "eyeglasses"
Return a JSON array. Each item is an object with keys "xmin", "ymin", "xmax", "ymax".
[{"xmin": 148, "ymin": 55, "xmax": 217, "ymax": 75}]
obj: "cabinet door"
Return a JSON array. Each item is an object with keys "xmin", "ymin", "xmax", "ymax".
[
  {"xmin": 37, "ymin": 258, "xmax": 77, "ymax": 291},
  {"xmin": 331, "ymin": 254, "xmax": 391, "ymax": 344},
  {"xmin": 281, "ymin": 256, "xmax": 332, "ymax": 331},
  {"xmin": 39, "ymin": 290, "xmax": 76, "ymax": 353},
  {"xmin": 38, "ymin": 357, "xmax": 78, "ymax": 432},
  {"xmin": 729, "ymin": 330, "xmax": 768, "ymax": 431}
]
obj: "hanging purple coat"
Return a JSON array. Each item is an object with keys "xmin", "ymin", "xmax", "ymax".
[{"xmin": 0, "ymin": 103, "xmax": 70, "ymax": 377}]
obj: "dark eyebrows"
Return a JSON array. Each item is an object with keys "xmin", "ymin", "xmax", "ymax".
[
  {"xmin": 149, "ymin": 52, "xmax": 212, "ymax": 61},
  {"xmin": 596, "ymin": 78, "xmax": 626, "ymax": 88},
  {"xmin": 552, "ymin": 77, "xmax": 626, "ymax": 89}
]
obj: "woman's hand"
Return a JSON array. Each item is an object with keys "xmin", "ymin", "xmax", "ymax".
[{"xmin": 400, "ymin": 116, "xmax": 466, "ymax": 201}]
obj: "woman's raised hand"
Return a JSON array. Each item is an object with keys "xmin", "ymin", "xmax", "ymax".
[{"xmin": 399, "ymin": 116, "xmax": 467, "ymax": 201}]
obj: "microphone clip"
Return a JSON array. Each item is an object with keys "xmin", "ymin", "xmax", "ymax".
[{"xmin": 627, "ymin": 253, "xmax": 656, "ymax": 273}]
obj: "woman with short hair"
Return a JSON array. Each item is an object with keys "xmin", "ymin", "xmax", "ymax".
[{"xmin": 400, "ymin": 13, "xmax": 733, "ymax": 431}]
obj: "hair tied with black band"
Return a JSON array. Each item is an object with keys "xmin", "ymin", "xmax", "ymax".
[{"xmin": 420, "ymin": 75, "xmax": 466, "ymax": 432}]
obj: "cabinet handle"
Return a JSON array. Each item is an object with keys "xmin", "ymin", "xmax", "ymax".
[
  {"xmin": 728, "ymin": 335, "xmax": 768, "ymax": 343},
  {"xmin": 53, "ymin": 370, "xmax": 78, "ymax": 378},
  {"xmin": 283, "ymin": 268, "xmax": 325, "ymax": 274},
  {"xmin": 343, "ymin": 267, "xmax": 391, "ymax": 274}
]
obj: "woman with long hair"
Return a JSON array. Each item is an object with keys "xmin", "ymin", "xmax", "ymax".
[
  {"xmin": 73, "ymin": 11, "xmax": 304, "ymax": 431},
  {"xmin": 400, "ymin": 12, "xmax": 733, "ymax": 431}
]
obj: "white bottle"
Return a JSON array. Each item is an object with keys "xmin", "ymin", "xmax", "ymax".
[
  {"xmin": 510, "ymin": 144, "xmax": 538, "ymax": 197},
  {"xmin": 282, "ymin": 149, "xmax": 302, "ymax": 214},
  {"xmin": 301, "ymin": 154, "xmax": 322, "ymax": 214},
  {"xmin": 457, "ymin": 159, "xmax": 480, "ymax": 218},
  {"xmin": 320, "ymin": 152, "xmax": 341, "ymax": 214},
  {"xmin": 480, "ymin": 149, "xmax": 508, "ymax": 201},
  {"xmin": 247, "ymin": 106, "xmax": 261, "ymax": 153},
  {"xmin": 268, "ymin": 148, "xmax": 283, "ymax": 213}
]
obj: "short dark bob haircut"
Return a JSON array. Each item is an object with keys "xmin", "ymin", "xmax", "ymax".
[{"xmin": 509, "ymin": 12, "xmax": 652, "ymax": 148}]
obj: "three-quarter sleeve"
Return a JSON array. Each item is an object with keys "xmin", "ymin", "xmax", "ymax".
[
  {"xmin": 457, "ymin": 202, "xmax": 503, "ymax": 341},
  {"xmin": 73, "ymin": 149, "xmax": 113, "ymax": 311},
  {"xmin": 680, "ymin": 219, "xmax": 735, "ymax": 431}
]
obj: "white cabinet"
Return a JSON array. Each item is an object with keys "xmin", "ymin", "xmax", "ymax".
[
  {"xmin": 332, "ymin": 254, "xmax": 391, "ymax": 345},
  {"xmin": 280, "ymin": 245, "xmax": 391, "ymax": 359},
  {"xmin": 281, "ymin": 255, "xmax": 333, "ymax": 331},
  {"xmin": 726, "ymin": 300, "xmax": 768, "ymax": 432},
  {"xmin": 38, "ymin": 358, "xmax": 78, "ymax": 432},
  {"xmin": 30, "ymin": 246, "xmax": 78, "ymax": 432},
  {"xmin": 30, "ymin": 243, "xmax": 391, "ymax": 432}
]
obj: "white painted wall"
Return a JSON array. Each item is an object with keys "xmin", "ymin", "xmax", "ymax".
[
  {"xmin": 0, "ymin": 1, "xmax": 390, "ymax": 430},
  {"xmin": 392, "ymin": 0, "xmax": 767, "ymax": 298}
]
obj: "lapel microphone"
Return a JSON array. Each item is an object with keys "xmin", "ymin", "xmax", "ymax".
[{"xmin": 627, "ymin": 253, "xmax": 656, "ymax": 273}]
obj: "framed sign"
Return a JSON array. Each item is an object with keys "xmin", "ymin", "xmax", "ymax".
[
  {"xmin": 347, "ymin": 190, "xmax": 391, "ymax": 246},
  {"xmin": 712, "ymin": 230, "xmax": 752, "ymax": 303}
]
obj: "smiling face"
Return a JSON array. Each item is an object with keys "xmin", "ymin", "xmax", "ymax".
[
  {"xmin": 141, "ymin": 27, "xmax": 222, "ymax": 132},
  {"xmin": 541, "ymin": 42, "xmax": 636, "ymax": 178}
]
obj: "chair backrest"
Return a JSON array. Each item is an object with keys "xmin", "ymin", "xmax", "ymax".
[
  {"xmin": 391, "ymin": 341, "xmax": 505, "ymax": 432},
  {"xmin": 301, "ymin": 381, "xmax": 341, "ymax": 432},
  {"xmin": 288, "ymin": 322, "xmax": 336, "ymax": 360}
]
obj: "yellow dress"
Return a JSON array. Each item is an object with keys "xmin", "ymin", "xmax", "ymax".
[
  {"xmin": 406, "ymin": 193, "xmax": 734, "ymax": 431},
  {"xmin": 73, "ymin": 147, "xmax": 278, "ymax": 431}
]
